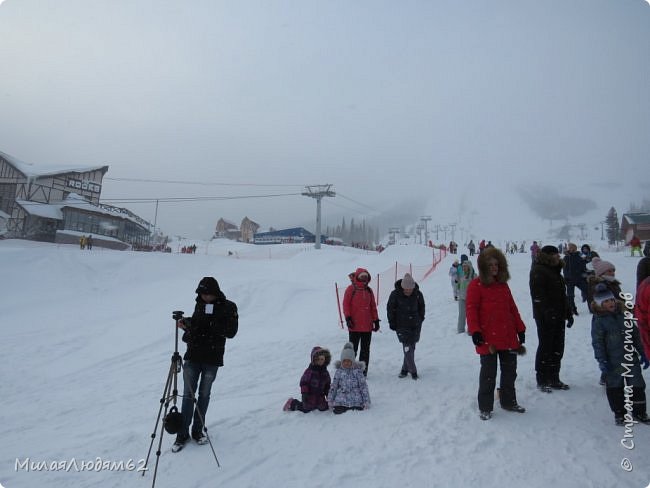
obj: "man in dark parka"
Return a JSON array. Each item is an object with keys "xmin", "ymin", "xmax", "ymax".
[{"xmin": 530, "ymin": 246, "xmax": 574, "ymax": 392}]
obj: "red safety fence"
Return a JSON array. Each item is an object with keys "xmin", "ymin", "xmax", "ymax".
[{"xmin": 334, "ymin": 248, "xmax": 447, "ymax": 327}]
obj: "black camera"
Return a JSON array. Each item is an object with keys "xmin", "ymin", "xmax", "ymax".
[{"xmin": 172, "ymin": 310, "xmax": 184, "ymax": 321}]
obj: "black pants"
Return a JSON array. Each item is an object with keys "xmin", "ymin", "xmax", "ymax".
[
  {"xmin": 478, "ymin": 351, "xmax": 518, "ymax": 412},
  {"xmin": 534, "ymin": 318, "xmax": 566, "ymax": 385},
  {"xmin": 348, "ymin": 331, "xmax": 372, "ymax": 374},
  {"xmin": 606, "ymin": 387, "xmax": 647, "ymax": 417},
  {"xmin": 333, "ymin": 406, "xmax": 364, "ymax": 415},
  {"xmin": 290, "ymin": 399, "xmax": 328, "ymax": 413},
  {"xmin": 566, "ymin": 281, "xmax": 587, "ymax": 310}
]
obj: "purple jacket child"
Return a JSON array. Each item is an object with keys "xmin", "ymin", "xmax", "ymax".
[{"xmin": 283, "ymin": 347, "xmax": 332, "ymax": 413}]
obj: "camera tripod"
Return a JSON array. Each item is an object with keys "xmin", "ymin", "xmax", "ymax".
[{"xmin": 142, "ymin": 311, "xmax": 220, "ymax": 488}]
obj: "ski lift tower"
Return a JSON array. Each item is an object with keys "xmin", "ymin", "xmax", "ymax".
[
  {"xmin": 420, "ymin": 216, "xmax": 432, "ymax": 245},
  {"xmin": 302, "ymin": 184, "xmax": 335, "ymax": 249}
]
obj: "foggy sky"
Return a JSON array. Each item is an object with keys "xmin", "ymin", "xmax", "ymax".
[{"xmin": 1, "ymin": 0, "xmax": 648, "ymax": 240}]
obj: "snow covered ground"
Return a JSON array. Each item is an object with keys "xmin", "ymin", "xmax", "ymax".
[{"xmin": 1, "ymin": 238, "xmax": 649, "ymax": 488}]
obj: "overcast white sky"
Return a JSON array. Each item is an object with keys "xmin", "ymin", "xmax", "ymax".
[{"xmin": 1, "ymin": 0, "xmax": 648, "ymax": 240}]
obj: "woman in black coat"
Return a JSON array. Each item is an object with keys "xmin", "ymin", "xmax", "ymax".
[{"xmin": 387, "ymin": 273, "xmax": 425, "ymax": 379}]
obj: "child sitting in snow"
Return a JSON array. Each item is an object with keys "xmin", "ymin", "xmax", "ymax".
[
  {"xmin": 327, "ymin": 342, "xmax": 371, "ymax": 414},
  {"xmin": 283, "ymin": 346, "xmax": 331, "ymax": 412}
]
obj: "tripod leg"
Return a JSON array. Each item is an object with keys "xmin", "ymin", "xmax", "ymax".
[{"xmin": 142, "ymin": 362, "xmax": 175, "ymax": 477}]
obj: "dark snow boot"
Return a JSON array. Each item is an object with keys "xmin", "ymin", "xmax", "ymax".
[
  {"xmin": 171, "ymin": 434, "xmax": 189, "ymax": 453},
  {"xmin": 549, "ymin": 381, "xmax": 570, "ymax": 390},
  {"xmin": 501, "ymin": 403, "xmax": 526, "ymax": 413},
  {"xmin": 479, "ymin": 410, "xmax": 492, "ymax": 421},
  {"xmin": 398, "ymin": 370, "xmax": 408, "ymax": 378},
  {"xmin": 634, "ymin": 413, "xmax": 650, "ymax": 425}
]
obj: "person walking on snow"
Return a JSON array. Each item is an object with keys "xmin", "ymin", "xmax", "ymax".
[
  {"xmin": 343, "ymin": 268, "xmax": 380, "ymax": 376},
  {"xmin": 387, "ymin": 273, "xmax": 425, "ymax": 379},
  {"xmin": 466, "ymin": 247, "xmax": 527, "ymax": 420},
  {"xmin": 562, "ymin": 242, "xmax": 588, "ymax": 315},
  {"xmin": 457, "ymin": 255, "xmax": 476, "ymax": 334},
  {"xmin": 449, "ymin": 260, "xmax": 460, "ymax": 300},
  {"xmin": 629, "ymin": 235, "xmax": 642, "ymax": 257}
]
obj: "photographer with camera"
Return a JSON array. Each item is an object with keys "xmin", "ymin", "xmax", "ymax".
[{"xmin": 172, "ymin": 277, "xmax": 238, "ymax": 453}]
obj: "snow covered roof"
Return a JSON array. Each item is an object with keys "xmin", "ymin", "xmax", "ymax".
[
  {"xmin": 0, "ymin": 209, "xmax": 9, "ymax": 220},
  {"xmin": 219, "ymin": 218, "xmax": 238, "ymax": 228},
  {"xmin": 0, "ymin": 150, "xmax": 108, "ymax": 178},
  {"xmin": 623, "ymin": 212, "xmax": 650, "ymax": 225},
  {"xmin": 15, "ymin": 200, "xmax": 64, "ymax": 220},
  {"xmin": 16, "ymin": 193, "xmax": 150, "ymax": 228}
]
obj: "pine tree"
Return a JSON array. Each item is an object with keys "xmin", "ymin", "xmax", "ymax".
[{"xmin": 605, "ymin": 207, "xmax": 619, "ymax": 245}]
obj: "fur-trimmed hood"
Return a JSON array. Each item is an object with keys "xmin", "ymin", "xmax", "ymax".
[
  {"xmin": 534, "ymin": 250, "xmax": 564, "ymax": 270},
  {"xmin": 310, "ymin": 346, "xmax": 331, "ymax": 367},
  {"xmin": 477, "ymin": 247, "xmax": 510, "ymax": 284}
]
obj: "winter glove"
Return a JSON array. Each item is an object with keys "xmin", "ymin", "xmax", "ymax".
[
  {"xmin": 517, "ymin": 332, "xmax": 525, "ymax": 344},
  {"xmin": 472, "ymin": 332, "xmax": 485, "ymax": 346},
  {"xmin": 640, "ymin": 354, "xmax": 650, "ymax": 370},
  {"xmin": 345, "ymin": 317, "xmax": 354, "ymax": 329},
  {"xmin": 373, "ymin": 320, "xmax": 380, "ymax": 332},
  {"xmin": 599, "ymin": 361, "xmax": 610, "ymax": 374},
  {"xmin": 566, "ymin": 316, "xmax": 574, "ymax": 328}
]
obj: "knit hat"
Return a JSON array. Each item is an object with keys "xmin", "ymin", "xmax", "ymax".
[
  {"xmin": 593, "ymin": 283, "xmax": 615, "ymax": 306},
  {"xmin": 592, "ymin": 258, "xmax": 615, "ymax": 277},
  {"xmin": 340, "ymin": 342, "xmax": 356, "ymax": 362},
  {"xmin": 460, "ymin": 254, "xmax": 469, "ymax": 263},
  {"xmin": 540, "ymin": 245, "xmax": 559, "ymax": 255},
  {"xmin": 196, "ymin": 277, "xmax": 220, "ymax": 294},
  {"xmin": 402, "ymin": 273, "xmax": 415, "ymax": 289}
]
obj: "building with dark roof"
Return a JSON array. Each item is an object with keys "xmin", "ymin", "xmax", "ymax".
[
  {"xmin": 0, "ymin": 150, "xmax": 151, "ymax": 248},
  {"xmin": 621, "ymin": 212, "xmax": 650, "ymax": 242}
]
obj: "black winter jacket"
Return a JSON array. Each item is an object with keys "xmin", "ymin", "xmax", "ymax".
[
  {"xmin": 387, "ymin": 280, "xmax": 425, "ymax": 344},
  {"xmin": 182, "ymin": 291, "xmax": 238, "ymax": 366},
  {"xmin": 563, "ymin": 251, "xmax": 587, "ymax": 284},
  {"xmin": 529, "ymin": 254, "xmax": 571, "ymax": 322},
  {"xmin": 637, "ymin": 257, "xmax": 650, "ymax": 291}
]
